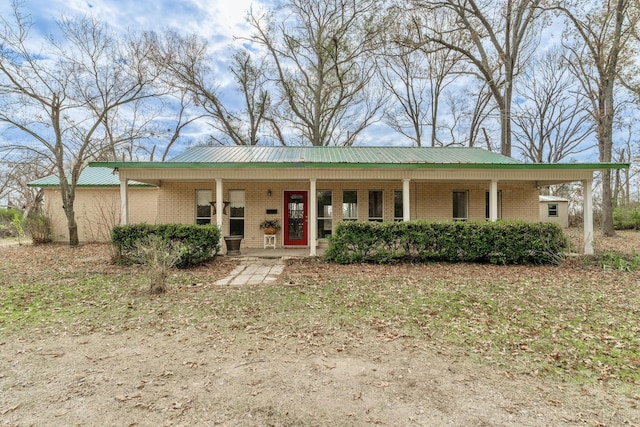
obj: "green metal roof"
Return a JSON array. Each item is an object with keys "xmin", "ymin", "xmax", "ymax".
[
  {"xmin": 28, "ymin": 167, "xmax": 152, "ymax": 188},
  {"xmin": 89, "ymin": 146, "xmax": 629, "ymax": 170},
  {"xmin": 169, "ymin": 145, "xmax": 522, "ymax": 164}
]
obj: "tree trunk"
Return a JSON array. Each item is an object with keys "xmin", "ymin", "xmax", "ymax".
[
  {"xmin": 59, "ymin": 170, "xmax": 80, "ymax": 247},
  {"xmin": 63, "ymin": 203, "xmax": 80, "ymax": 247},
  {"xmin": 601, "ymin": 169, "xmax": 615, "ymax": 236},
  {"xmin": 600, "ymin": 73, "xmax": 617, "ymax": 237},
  {"xmin": 500, "ymin": 101, "xmax": 512, "ymax": 157}
]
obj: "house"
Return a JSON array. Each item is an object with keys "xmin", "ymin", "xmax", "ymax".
[
  {"xmin": 539, "ymin": 195, "xmax": 570, "ymax": 228},
  {"xmin": 29, "ymin": 167, "xmax": 158, "ymax": 242},
  {"xmin": 32, "ymin": 146, "xmax": 627, "ymax": 255}
]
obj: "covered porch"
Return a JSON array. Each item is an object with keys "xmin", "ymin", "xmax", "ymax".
[{"xmin": 92, "ymin": 145, "xmax": 627, "ymax": 257}]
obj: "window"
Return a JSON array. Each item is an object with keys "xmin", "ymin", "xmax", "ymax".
[
  {"xmin": 342, "ymin": 190, "xmax": 357, "ymax": 221},
  {"xmin": 195, "ymin": 189, "xmax": 211, "ymax": 224},
  {"xmin": 394, "ymin": 190, "xmax": 403, "ymax": 221},
  {"xmin": 485, "ymin": 191, "xmax": 502, "ymax": 220},
  {"xmin": 548, "ymin": 203, "xmax": 558, "ymax": 218},
  {"xmin": 317, "ymin": 190, "xmax": 332, "ymax": 238},
  {"xmin": 452, "ymin": 191, "xmax": 468, "ymax": 221},
  {"xmin": 369, "ymin": 190, "xmax": 383, "ymax": 222},
  {"xmin": 229, "ymin": 190, "xmax": 245, "ymax": 236}
]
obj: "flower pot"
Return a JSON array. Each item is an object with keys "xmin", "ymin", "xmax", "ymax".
[
  {"xmin": 223, "ymin": 235, "xmax": 242, "ymax": 256},
  {"xmin": 263, "ymin": 227, "xmax": 277, "ymax": 235}
]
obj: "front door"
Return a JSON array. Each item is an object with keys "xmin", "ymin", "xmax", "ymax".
[{"xmin": 284, "ymin": 191, "xmax": 308, "ymax": 246}]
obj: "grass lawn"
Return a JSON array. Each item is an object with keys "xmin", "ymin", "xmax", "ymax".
[{"xmin": 1, "ymin": 231, "xmax": 639, "ymax": 389}]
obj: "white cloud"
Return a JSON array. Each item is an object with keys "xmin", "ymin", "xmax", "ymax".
[{"xmin": 2, "ymin": 0, "xmax": 263, "ymax": 47}]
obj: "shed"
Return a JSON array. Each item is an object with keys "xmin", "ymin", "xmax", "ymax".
[{"xmin": 539, "ymin": 195, "xmax": 569, "ymax": 228}]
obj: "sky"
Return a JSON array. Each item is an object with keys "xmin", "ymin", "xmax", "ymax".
[
  {"xmin": 0, "ymin": 0, "xmax": 259, "ymax": 43},
  {"xmin": 0, "ymin": 0, "xmax": 277, "ymax": 157},
  {"xmin": 0, "ymin": 1, "xmax": 622, "ymax": 162}
]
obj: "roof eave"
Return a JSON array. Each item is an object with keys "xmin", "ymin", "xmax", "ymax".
[{"xmin": 90, "ymin": 161, "xmax": 630, "ymax": 170}]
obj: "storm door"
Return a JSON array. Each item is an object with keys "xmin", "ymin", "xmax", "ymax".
[{"xmin": 284, "ymin": 191, "xmax": 308, "ymax": 246}]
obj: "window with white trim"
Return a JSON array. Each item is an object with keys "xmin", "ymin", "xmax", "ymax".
[
  {"xmin": 453, "ymin": 191, "xmax": 468, "ymax": 221},
  {"xmin": 317, "ymin": 190, "xmax": 332, "ymax": 238},
  {"xmin": 394, "ymin": 190, "xmax": 403, "ymax": 221},
  {"xmin": 195, "ymin": 189, "xmax": 211, "ymax": 224},
  {"xmin": 369, "ymin": 190, "xmax": 383, "ymax": 222},
  {"xmin": 342, "ymin": 190, "xmax": 357, "ymax": 221},
  {"xmin": 548, "ymin": 203, "xmax": 558, "ymax": 217},
  {"xmin": 229, "ymin": 190, "xmax": 245, "ymax": 236}
]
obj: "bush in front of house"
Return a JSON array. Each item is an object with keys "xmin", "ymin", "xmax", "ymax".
[
  {"xmin": 324, "ymin": 220, "xmax": 568, "ymax": 265},
  {"xmin": 135, "ymin": 234, "xmax": 184, "ymax": 294},
  {"xmin": 25, "ymin": 211, "xmax": 53, "ymax": 244},
  {"xmin": 111, "ymin": 223, "xmax": 221, "ymax": 268},
  {"xmin": 613, "ymin": 205, "xmax": 640, "ymax": 230}
]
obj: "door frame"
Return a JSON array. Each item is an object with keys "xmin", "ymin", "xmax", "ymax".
[{"xmin": 283, "ymin": 190, "xmax": 308, "ymax": 246}]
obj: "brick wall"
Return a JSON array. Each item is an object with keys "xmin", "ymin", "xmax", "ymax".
[
  {"xmin": 45, "ymin": 180, "xmax": 539, "ymax": 247},
  {"xmin": 154, "ymin": 181, "xmax": 539, "ymax": 249},
  {"xmin": 44, "ymin": 187, "xmax": 158, "ymax": 242}
]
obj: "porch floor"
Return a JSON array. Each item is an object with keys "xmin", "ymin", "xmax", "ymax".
[{"xmin": 226, "ymin": 246, "xmax": 326, "ymax": 259}]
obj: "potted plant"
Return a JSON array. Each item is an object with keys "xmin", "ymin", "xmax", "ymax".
[{"xmin": 259, "ymin": 218, "xmax": 281, "ymax": 235}]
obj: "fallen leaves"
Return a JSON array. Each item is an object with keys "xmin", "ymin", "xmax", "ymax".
[
  {"xmin": 115, "ymin": 393, "xmax": 141, "ymax": 402},
  {"xmin": 1, "ymin": 233, "xmax": 640, "ymax": 396},
  {"xmin": 1, "ymin": 404, "xmax": 20, "ymax": 415}
]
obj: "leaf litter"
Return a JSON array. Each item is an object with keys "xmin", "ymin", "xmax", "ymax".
[{"xmin": 0, "ymin": 231, "xmax": 639, "ymax": 426}]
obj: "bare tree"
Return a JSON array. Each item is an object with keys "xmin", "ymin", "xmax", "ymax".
[
  {"xmin": 248, "ymin": 0, "xmax": 386, "ymax": 146},
  {"xmin": 435, "ymin": 91, "xmax": 468, "ymax": 146},
  {"xmin": 0, "ymin": 152, "xmax": 53, "ymax": 216},
  {"xmin": 156, "ymin": 91, "xmax": 205, "ymax": 161},
  {"xmin": 612, "ymin": 119, "xmax": 639, "ymax": 206},
  {"xmin": 410, "ymin": 0, "xmax": 546, "ymax": 157},
  {"xmin": 0, "ymin": 3, "xmax": 160, "ymax": 246},
  {"xmin": 378, "ymin": 8, "xmax": 466, "ymax": 146},
  {"xmin": 512, "ymin": 48, "xmax": 595, "ymax": 163},
  {"xmin": 378, "ymin": 17, "xmax": 431, "ymax": 146},
  {"xmin": 464, "ymin": 82, "xmax": 499, "ymax": 149},
  {"xmin": 227, "ymin": 49, "xmax": 281, "ymax": 146},
  {"xmin": 554, "ymin": 0, "xmax": 640, "ymax": 236},
  {"xmin": 152, "ymin": 31, "xmax": 278, "ymax": 146}
]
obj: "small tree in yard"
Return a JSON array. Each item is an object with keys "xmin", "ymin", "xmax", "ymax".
[{"xmin": 135, "ymin": 235, "xmax": 183, "ymax": 294}]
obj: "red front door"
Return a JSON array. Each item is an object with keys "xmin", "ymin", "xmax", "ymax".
[{"xmin": 284, "ymin": 191, "xmax": 308, "ymax": 246}]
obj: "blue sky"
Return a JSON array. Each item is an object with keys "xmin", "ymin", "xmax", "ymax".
[
  {"xmin": 0, "ymin": 1, "xmax": 617, "ymax": 162},
  {"xmin": 0, "ymin": 0, "xmax": 273, "ymax": 157},
  {"xmin": 0, "ymin": 0, "xmax": 259, "ymax": 42}
]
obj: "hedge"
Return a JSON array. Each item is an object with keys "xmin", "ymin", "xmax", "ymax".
[
  {"xmin": 324, "ymin": 220, "xmax": 568, "ymax": 265},
  {"xmin": 111, "ymin": 224, "xmax": 221, "ymax": 268}
]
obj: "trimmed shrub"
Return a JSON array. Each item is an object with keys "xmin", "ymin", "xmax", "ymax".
[
  {"xmin": 325, "ymin": 220, "xmax": 568, "ymax": 265},
  {"xmin": 111, "ymin": 223, "xmax": 221, "ymax": 268}
]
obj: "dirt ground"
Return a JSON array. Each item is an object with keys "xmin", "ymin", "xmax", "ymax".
[{"xmin": 1, "ymin": 231, "xmax": 639, "ymax": 426}]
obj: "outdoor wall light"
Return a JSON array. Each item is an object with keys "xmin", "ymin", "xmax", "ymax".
[{"xmin": 267, "ymin": 189, "xmax": 272, "ymax": 197}]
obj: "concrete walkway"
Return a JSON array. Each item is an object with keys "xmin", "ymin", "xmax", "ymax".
[{"xmin": 215, "ymin": 258, "xmax": 285, "ymax": 286}]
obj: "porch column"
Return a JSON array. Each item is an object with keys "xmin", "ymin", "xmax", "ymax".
[
  {"xmin": 309, "ymin": 178, "xmax": 317, "ymax": 256},
  {"xmin": 583, "ymin": 178, "xmax": 594, "ymax": 255},
  {"xmin": 403, "ymin": 179, "xmax": 411, "ymax": 221},
  {"xmin": 215, "ymin": 179, "xmax": 224, "ymax": 253},
  {"xmin": 490, "ymin": 180, "xmax": 499, "ymax": 222},
  {"xmin": 119, "ymin": 177, "xmax": 128, "ymax": 225}
]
